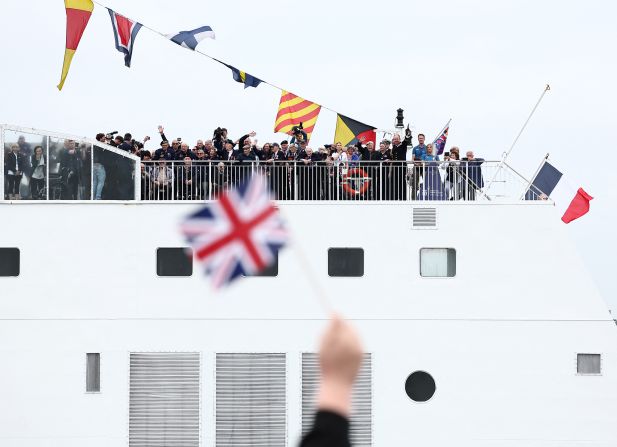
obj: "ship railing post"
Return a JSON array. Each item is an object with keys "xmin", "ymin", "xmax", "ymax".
[
  {"xmin": 0, "ymin": 125, "xmax": 4, "ymax": 201},
  {"xmin": 293, "ymin": 162, "xmax": 298, "ymax": 201},
  {"xmin": 171, "ymin": 161, "xmax": 176, "ymax": 201}
]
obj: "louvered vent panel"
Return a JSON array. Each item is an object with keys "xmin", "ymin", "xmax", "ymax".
[
  {"xmin": 302, "ymin": 353, "xmax": 372, "ymax": 446},
  {"xmin": 216, "ymin": 353, "xmax": 287, "ymax": 446},
  {"xmin": 129, "ymin": 352, "xmax": 200, "ymax": 447},
  {"xmin": 412, "ymin": 207, "xmax": 438, "ymax": 229}
]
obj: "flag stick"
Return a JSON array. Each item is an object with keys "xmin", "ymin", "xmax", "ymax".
[
  {"xmin": 485, "ymin": 84, "xmax": 551, "ymax": 192},
  {"xmin": 289, "ymin": 235, "xmax": 334, "ymax": 315},
  {"xmin": 518, "ymin": 153, "xmax": 549, "ymax": 200}
]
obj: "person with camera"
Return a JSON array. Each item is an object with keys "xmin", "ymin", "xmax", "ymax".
[{"xmin": 212, "ymin": 127, "xmax": 228, "ymax": 153}]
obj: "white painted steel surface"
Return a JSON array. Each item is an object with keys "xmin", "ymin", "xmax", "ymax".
[{"xmin": 0, "ymin": 202, "xmax": 615, "ymax": 446}]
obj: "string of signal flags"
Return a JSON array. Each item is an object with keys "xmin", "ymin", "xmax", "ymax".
[{"xmin": 58, "ymin": 0, "xmax": 451, "ymax": 148}]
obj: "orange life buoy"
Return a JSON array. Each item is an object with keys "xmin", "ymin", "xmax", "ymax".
[{"xmin": 342, "ymin": 168, "xmax": 371, "ymax": 195}]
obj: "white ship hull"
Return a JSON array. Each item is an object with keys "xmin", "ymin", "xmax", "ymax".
[{"xmin": 1, "ymin": 202, "xmax": 616, "ymax": 446}]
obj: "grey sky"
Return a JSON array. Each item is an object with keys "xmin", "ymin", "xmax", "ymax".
[{"xmin": 2, "ymin": 0, "xmax": 615, "ymax": 311}]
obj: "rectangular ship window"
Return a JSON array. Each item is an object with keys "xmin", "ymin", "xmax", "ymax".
[
  {"xmin": 420, "ymin": 248, "xmax": 456, "ymax": 277},
  {"xmin": 86, "ymin": 353, "xmax": 100, "ymax": 392},
  {"xmin": 0, "ymin": 248, "xmax": 20, "ymax": 277},
  {"xmin": 328, "ymin": 248, "xmax": 364, "ymax": 277},
  {"xmin": 577, "ymin": 353, "xmax": 601, "ymax": 375},
  {"xmin": 156, "ymin": 248, "xmax": 193, "ymax": 277}
]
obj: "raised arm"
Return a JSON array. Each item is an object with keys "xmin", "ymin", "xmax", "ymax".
[{"xmin": 299, "ymin": 316, "xmax": 363, "ymax": 447}]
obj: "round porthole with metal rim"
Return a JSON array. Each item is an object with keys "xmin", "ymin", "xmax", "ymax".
[{"xmin": 405, "ymin": 371, "xmax": 436, "ymax": 402}]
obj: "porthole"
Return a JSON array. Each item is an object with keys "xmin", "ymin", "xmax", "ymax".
[{"xmin": 405, "ymin": 371, "xmax": 436, "ymax": 402}]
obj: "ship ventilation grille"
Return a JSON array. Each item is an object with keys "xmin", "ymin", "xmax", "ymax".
[
  {"xmin": 412, "ymin": 207, "xmax": 438, "ymax": 229},
  {"xmin": 129, "ymin": 352, "xmax": 200, "ymax": 447},
  {"xmin": 302, "ymin": 353, "xmax": 372, "ymax": 446},
  {"xmin": 216, "ymin": 353, "xmax": 287, "ymax": 446}
]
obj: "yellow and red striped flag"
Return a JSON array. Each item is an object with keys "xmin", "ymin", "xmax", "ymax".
[
  {"xmin": 273, "ymin": 91, "xmax": 321, "ymax": 140},
  {"xmin": 58, "ymin": 0, "xmax": 94, "ymax": 90}
]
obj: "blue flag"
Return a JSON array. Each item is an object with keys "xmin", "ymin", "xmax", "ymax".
[
  {"xmin": 225, "ymin": 64, "xmax": 262, "ymax": 89},
  {"xmin": 525, "ymin": 160, "xmax": 562, "ymax": 200},
  {"xmin": 167, "ymin": 26, "xmax": 215, "ymax": 50}
]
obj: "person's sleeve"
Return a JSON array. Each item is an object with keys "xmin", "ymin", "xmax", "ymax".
[
  {"xmin": 299, "ymin": 410, "xmax": 351, "ymax": 447},
  {"xmin": 238, "ymin": 134, "xmax": 249, "ymax": 149},
  {"xmin": 160, "ymin": 132, "xmax": 168, "ymax": 143}
]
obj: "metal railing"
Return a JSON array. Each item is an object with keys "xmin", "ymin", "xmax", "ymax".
[
  {"xmin": 1, "ymin": 124, "xmax": 546, "ymax": 203},
  {"xmin": 140, "ymin": 159, "xmax": 543, "ymax": 202}
]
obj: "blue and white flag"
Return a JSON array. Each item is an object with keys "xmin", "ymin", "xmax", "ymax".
[{"xmin": 167, "ymin": 26, "xmax": 215, "ymax": 50}]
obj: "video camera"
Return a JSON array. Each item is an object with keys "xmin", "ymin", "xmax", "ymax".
[{"xmin": 105, "ymin": 131, "xmax": 118, "ymax": 140}]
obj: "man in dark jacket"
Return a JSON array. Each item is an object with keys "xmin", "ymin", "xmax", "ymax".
[
  {"xmin": 461, "ymin": 150, "xmax": 485, "ymax": 200},
  {"xmin": 355, "ymin": 139, "xmax": 383, "ymax": 200},
  {"xmin": 4, "ymin": 144, "xmax": 28, "ymax": 200},
  {"xmin": 153, "ymin": 141, "xmax": 175, "ymax": 161},
  {"xmin": 390, "ymin": 128, "xmax": 412, "ymax": 200},
  {"xmin": 59, "ymin": 140, "xmax": 82, "ymax": 200}
]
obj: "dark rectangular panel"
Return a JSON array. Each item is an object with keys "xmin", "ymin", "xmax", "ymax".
[
  {"xmin": 328, "ymin": 248, "xmax": 364, "ymax": 277},
  {"xmin": 0, "ymin": 248, "xmax": 20, "ymax": 277},
  {"xmin": 156, "ymin": 247, "xmax": 193, "ymax": 277}
]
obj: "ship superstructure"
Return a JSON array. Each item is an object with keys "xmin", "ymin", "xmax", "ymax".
[{"xmin": 1, "ymin": 125, "xmax": 616, "ymax": 447}]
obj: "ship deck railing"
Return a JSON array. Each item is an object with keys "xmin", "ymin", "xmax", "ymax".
[{"xmin": 1, "ymin": 124, "xmax": 548, "ymax": 204}]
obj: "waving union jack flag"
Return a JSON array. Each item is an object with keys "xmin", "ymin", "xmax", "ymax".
[
  {"xmin": 433, "ymin": 119, "xmax": 451, "ymax": 156},
  {"xmin": 180, "ymin": 174, "xmax": 288, "ymax": 289}
]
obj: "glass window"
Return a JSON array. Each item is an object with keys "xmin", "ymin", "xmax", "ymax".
[
  {"xmin": 3, "ymin": 130, "xmax": 48, "ymax": 200},
  {"xmin": 93, "ymin": 144, "xmax": 136, "ymax": 200},
  {"xmin": 328, "ymin": 248, "xmax": 364, "ymax": 277},
  {"xmin": 577, "ymin": 353, "xmax": 601, "ymax": 375},
  {"xmin": 86, "ymin": 353, "xmax": 100, "ymax": 392},
  {"xmin": 0, "ymin": 248, "xmax": 20, "ymax": 277},
  {"xmin": 49, "ymin": 137, "xmax": 91, "ymax": 200},
  {"xmin": 405, "ymin": 371, "xmax": 436, "ymax": 402},
  {"xmin": 156, "ymin": 248, "xmax": 193, "ymax": 277},
  {"xmin": 420, "ymin": 248, "xmax": 456, "ymax": 277}
]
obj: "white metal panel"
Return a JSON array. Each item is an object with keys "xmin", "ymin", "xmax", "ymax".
[
  {"xmin": 301, "ymin": 353, "xmax": 372, "ymax": 446},
  {"xmin": 216, "ymin": 353, "xmax": 287, "ymax": 446},
  {"xmin": 129, "ymin": 352, "xmax": 200, "ymax": 447}
]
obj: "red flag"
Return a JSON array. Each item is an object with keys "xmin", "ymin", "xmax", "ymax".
[{"xmin": 561, "ymin": 188, "xmax": 593, "ymax": 224}]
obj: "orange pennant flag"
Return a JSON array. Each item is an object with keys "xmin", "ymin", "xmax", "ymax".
[
  {"xmin": 58, "ymin": 0, "xmax": 94, "ymax": 90},
  {"xmin": 273, "ymin": 91, "xmax": 321, "ymax": 141}
]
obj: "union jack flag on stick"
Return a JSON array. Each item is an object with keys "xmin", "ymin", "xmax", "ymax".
[{"xmin": 180, "ymin": 174, "xmax": 288, "ymax": 289}]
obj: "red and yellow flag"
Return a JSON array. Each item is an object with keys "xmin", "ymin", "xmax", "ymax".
[
  {"xmin": 273, "ymin": 91, "xmax": 321, "ymax": 140},
  {"xmin": 58, "ymin": 0, "xmax": 94, "ymax": 90}
]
